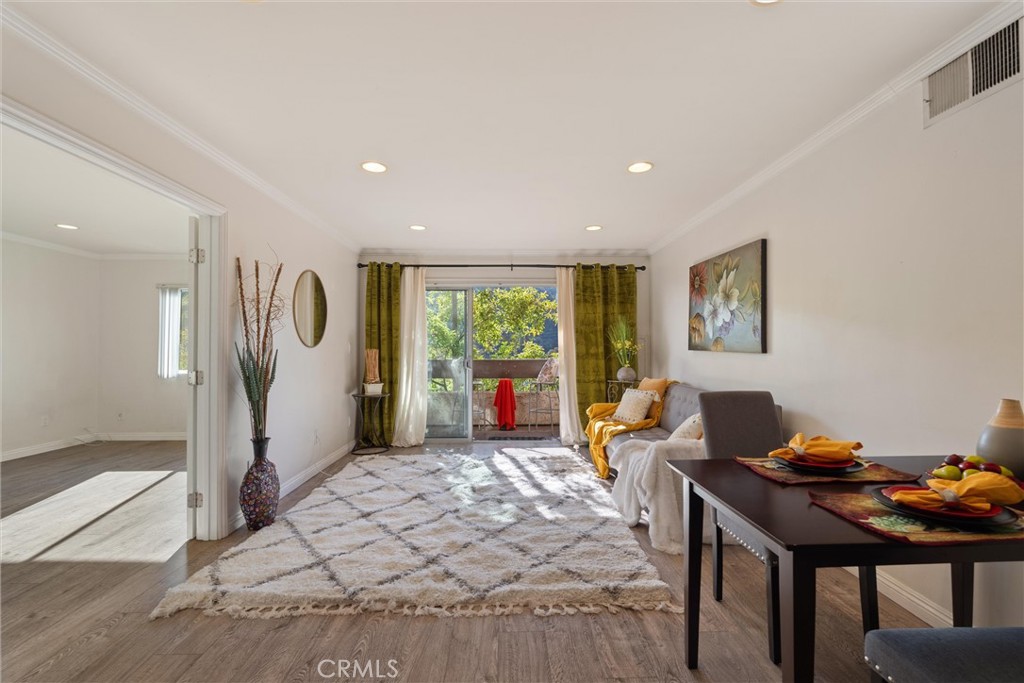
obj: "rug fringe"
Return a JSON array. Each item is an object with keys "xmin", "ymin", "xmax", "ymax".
[{"xmin": 150, "ymin": 598, "xmax": 683, "ymax": 620}]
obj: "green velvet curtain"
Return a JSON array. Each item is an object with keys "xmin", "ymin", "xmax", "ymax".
[
  {"xmin": 364, "ymin": 262, "xmax": 402, "ymax": 442},
  {"xmin": 574, "ymin": 263, "xmax": 637, "ymax": 427}
]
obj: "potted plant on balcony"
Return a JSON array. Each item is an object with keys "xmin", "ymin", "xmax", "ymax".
[
  {"xmin": 235, "ymin": 257, "xmax": 284, "ymax": 530},
  {"xmin": 607, "ymin": 317, "xmax": 640, "ymax": 382}
]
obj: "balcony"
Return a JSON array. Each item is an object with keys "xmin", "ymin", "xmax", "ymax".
[{"xmin": 427, "ymin": 358, "xmax": 560, "ymax": 439}]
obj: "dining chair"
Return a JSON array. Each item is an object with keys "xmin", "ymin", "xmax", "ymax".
[
  {"xmin": 865, "ymin": 627, "xmax": 1024, "ymax": 682},
  {"xmin": 698, "ymin": 391, "xmax": 880, "ymax": 664}
]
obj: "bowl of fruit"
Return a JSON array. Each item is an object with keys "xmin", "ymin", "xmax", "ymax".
[{"xmin": 931, "ymin": 454, "xmax": 1020, "ymax": 484}]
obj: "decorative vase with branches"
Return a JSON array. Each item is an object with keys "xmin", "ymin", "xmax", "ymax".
[{"xmin": 235, "ymin": 257, "xmax": 285, "ymax": 530}]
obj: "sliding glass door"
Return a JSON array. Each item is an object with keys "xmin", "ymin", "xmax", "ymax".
[{"xmin": 425, "ymin": 288, "xmax": 473, "ymax": 440}]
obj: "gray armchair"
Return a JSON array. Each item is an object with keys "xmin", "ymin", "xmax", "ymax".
[{"xmin": 699, "ymin": 391, "xmax": 881, "ymax": 665}]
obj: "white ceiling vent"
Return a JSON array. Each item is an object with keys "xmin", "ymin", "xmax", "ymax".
[{"xmin": 924, "ymin": 19, "xmax": 1020, "ymax": 127}]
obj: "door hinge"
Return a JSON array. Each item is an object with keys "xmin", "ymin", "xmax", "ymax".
[
  {"xmin": 187, "ymin": 370, "xmax": 205, "ymax": 386},
  {"xmin": 189, "ymin": 248, "xmax": 206, "ymax": 264},
  {"xmin": 187, "ymin": 492, "xmax": 204, "ymax": 508}
]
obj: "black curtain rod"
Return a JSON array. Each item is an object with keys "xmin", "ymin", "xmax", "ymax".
[{"xmin": 357, "ymin": 262, "xmax": 646, "ymax": 271}]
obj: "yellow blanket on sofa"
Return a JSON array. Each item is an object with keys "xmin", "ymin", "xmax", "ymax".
[{"xmin": 585, "ymin": 401, "xmax": 665, "ymax": 479}]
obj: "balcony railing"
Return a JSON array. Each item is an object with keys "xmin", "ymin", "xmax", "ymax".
[{"xmin": 427, "ymin": 358, "xmax": 559, "ymax": 430}]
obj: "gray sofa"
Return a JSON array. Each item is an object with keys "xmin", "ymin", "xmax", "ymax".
[
  {"xmin": 605, "ymin": 382, "xmax": 704, "ymax": 466},
  {"xmin": 604, "ymin": 382, "xmax": 707, "ymax": 554}
]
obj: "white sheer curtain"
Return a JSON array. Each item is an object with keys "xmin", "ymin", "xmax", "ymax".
[
  {"xmin": 556, "ymin": 267, "xmax": 585, "ymax": 445},
  {"xmin": 392, "ymin": 266, "xmax": 428, "ymax": 447}
]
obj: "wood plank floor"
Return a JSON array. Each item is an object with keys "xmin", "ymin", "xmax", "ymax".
[{"xmin": 1, "ymin": 441, "xmax": 928, "ymax": 682}]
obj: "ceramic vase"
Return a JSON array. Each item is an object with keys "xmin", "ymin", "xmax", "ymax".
[
  {"xmin": 976, "ymin": 399, "xmax": 1024, "ymax": 476},
  {"xmin": 239, "ymin": 437, "xmax": 280, "ymax": 531},
  {"xmin": 616, "ymin": 366, "xmax": 637, "ymax": 382}
]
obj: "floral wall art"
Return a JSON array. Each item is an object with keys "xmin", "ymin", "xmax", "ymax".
[{"xmin": 688, "ymin": 239, "xmax": 766, "ymax": 353}]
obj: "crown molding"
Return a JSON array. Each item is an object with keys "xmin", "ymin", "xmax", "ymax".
[
  {"xmin": 101, "ymin": 252, "xmax": 187, "ymax": 261},
  {"xmin": 1, "ymin": 231, "xmax": 186, "ymax": 260},
  {"xmin": 647, "ymin": 2, "xmax": 1024, "ymax": 254},
  {"xmin": 1, "ymin": 231, "xmax": 101, "ymax": 259},
  {"xmin": 2, "ymin": 96, "xmax": 225, "ymax": 216},
  {"xmin": 1, "ymin": 6, "xmax": 359, "ymax": 252}
]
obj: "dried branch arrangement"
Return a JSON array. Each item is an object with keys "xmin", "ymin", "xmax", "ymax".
[
  {"xmin": 235, "ymin": 257, "xmax": 285, "ymax": 440},
  {"xmin": 364, "ymin": 349, "xmax": 381, "ymax": 384}
]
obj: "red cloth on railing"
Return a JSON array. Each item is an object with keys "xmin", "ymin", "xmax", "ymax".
[{"xmin": 494, "ymin": 378, "xmax": 517, "ymax": 430}]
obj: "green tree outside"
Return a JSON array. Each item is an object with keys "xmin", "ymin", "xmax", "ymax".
[{"xmin": 426, "ymin": 286, "xmax": 558, "ymax": 391}]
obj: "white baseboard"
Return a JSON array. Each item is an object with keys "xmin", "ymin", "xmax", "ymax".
[
  {"xmin": 845, "ymin": 566, "xmax": 953, "ymax": 628},
  {"xmin": 102, "ymin": 432, "xmax": 187, "ymax": 441},
  {"xmin": 226, "ymin": 440, "xmax": 356, "ymax": 534},
  {"xmin": 1, "ymin": 431, "xmax": 188, "ymax": 461},
  {"xmin": 1, "ymin": 436, "xmax": 96, "ymax": 461},
  {"xmin": 279, "ymin": 441, "xmax": 354, "ymax": 498},
  {"xmin": 875, "ymin": 569, "xmax": 953, "ymax": 627}
]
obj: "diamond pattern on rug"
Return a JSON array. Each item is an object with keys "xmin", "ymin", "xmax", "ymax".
[{"xmin": 152, "ymin": 447, "xmax": 681, "ymax": 619}]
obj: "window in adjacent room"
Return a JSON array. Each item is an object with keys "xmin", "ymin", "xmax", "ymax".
[{"xmin": 158, "ymin": 285, "xmax": 189, "ymax": 379}]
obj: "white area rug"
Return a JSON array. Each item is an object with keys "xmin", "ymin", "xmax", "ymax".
[{"xmin": 152, "ymin": 448, "xmax": 680, "ymax": 619}]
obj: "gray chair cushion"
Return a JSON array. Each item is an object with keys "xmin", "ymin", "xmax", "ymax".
[{"xmin": 864, "ymin": 627, "xmax": 1024, "ymax": 683}]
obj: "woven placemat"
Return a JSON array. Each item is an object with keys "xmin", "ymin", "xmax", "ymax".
[
  {"xmin": 809, "ymin": 491, "xmax": 1024, "ymax": 545},
  {"xmin": 735, "ymin": 457, "xmax": 922, "ymax": 486}
]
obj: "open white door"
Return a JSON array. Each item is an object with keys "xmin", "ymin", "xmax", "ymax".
[{"xmin": 185, "ymin": 216, "xmax": 199, "ymax": 539}]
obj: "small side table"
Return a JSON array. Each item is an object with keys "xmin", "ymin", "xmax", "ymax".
[
  {"xmin": 606, "ymin": 379, "xmax": 637, "ymax": 403},
  {"xmin": 352, "ymin": 392, "xmax": 390, "ymax": 455}
]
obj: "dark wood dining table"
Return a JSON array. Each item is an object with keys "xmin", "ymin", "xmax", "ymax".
[{"xmin": 667, "ymin": 455, "xmax": 1024, "ymax": 683}]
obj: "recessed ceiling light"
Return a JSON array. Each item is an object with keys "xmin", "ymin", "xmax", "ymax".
[
  {"xmin": 585, "ymin": 225, "xmax": 603, "ymax": 232},
  {"xmin": 55, "ymin": 223, "xmax": 79, "ymax": 230},
  {"xmin": 627, "ymin": 161, "xmax": 654, "ymax": 174},
  {"xmin": 361, "ymin": 161, "xmax": 387, "ymax": 173},
  {"xmin": 750, "ymin": 0, "xmax": 781, "ymax": 5},
  {"xmin": 409, "ymin": 225, "xmax": 427, "ymax": 231}
]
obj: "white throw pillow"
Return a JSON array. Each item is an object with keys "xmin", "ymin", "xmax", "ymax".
[
  {"xmin": 612, "ymin": 389, "xmax": 659, "ymax": 424},
  {"xmin": 669, "ymin": 413, "xmax": 703, "ymax": 440}
]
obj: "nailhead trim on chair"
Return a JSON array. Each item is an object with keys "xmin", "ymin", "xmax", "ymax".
[
  {"xmin": 864, "ymin": 656, "xmax": 896, "ymax": 682},
  {"xmin": 719, "ymin": 524, "xmax": 766, "ymax": 562}
]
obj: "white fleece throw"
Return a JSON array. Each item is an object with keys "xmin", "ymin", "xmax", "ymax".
[
  {"xmin": 609, "ymin": 438, "xmax": 709, "ymax": 555},
  {"xmin": 152, "ymin": 448, "xmax": 681, "ymax": 619}
]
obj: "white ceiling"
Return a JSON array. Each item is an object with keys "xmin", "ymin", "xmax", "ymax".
[
  {"xmin": 1, "ymin": 126, "xmax": 192, "ymax": 255},
  {"xmin": 5, "ymin": 1, "xmax": 1002, "ymax": 254}
]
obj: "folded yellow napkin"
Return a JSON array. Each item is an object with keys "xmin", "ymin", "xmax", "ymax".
[
  {"xmin": 769, "ymin": 433, "xmax": 863, "ymax": 464},
  {"xmin": 891, "ymin": 472, "xmax": 1024, "ymax": 513}
]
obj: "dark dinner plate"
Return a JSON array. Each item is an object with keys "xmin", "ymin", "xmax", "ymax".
[
  {"xmin": 772, "ymin": 456, "xmax": 865, "ymax": 475},
  {"xmin": 870, "ymin": 486, "xmax": 1020, "ymax": 528}
]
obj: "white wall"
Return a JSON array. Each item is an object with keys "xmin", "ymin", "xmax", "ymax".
[
  {"xmin": 2, "ymin": 30, "xmax": 360, "ymax": 535},
  {"xmin": 649, "ymin": 82, "xmax": 1023, "ymax": 626},
  {"xmin": 1, "ymin": 239, "xmax": 100, "ymax": 454},
  {"xmin": 98, "ymin": 258, "xmax": 190, "ymax": 436},
  {"xmin": 1, "ymin": 242, "xmax": 193, "ymax": 456}
]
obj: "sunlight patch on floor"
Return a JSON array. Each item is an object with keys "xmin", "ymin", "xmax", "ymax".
[{"xmin": 1, "ymin": 470, "xmax": 187, "ymax": 563}]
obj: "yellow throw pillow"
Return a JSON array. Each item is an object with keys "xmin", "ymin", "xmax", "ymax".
[
  {"xmin": 638, "ymin": 377, "xmax": 669, "ymax": 400},
  {"xmin": 637, "ymin": 377, "xmax": 670, "ymax": 418}
]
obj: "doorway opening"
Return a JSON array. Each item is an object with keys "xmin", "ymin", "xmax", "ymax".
[
  {"xmin": 425, "ymin": 285, "xmax": 559, "ymax": 442},
  {"xmin": 1, "ymin": 99, "xmax": 227, "ymax": 545}
]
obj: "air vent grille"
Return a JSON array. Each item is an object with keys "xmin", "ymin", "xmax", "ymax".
[{"xmin": 925, "ymin": 19, "xmax": 1021, "ymax": 126}]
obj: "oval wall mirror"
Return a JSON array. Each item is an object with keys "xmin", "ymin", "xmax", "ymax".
[{"xmin": 293, "ymin": 270, "xmax": 327, "ymax": 348}]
